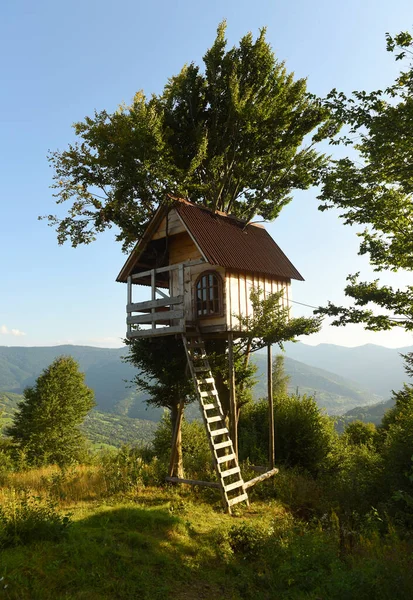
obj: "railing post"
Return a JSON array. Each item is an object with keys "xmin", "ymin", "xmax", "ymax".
[
  {"xmin": 151, "ymin": 269, "xmax": 156, "ymax": 332},
  {"xmin": 178, "ymin": 264, "xmax": 185, "ymax": 329},
  {"xmin": 127, "ymin": 276, "xmax": 132, "ymax": 338}
]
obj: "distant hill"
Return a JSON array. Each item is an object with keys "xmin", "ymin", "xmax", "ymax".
[
  {"xmin": 283, "ymin": 342, "xmax": 412, "ymax": 399},
  {"xmin": 0, "ymin": 391, "xmax": 156, "ymax": 450},
  {"xmin": 253, "ymin": 355, "xmax": 383, "ymax": 415},
  {"xmin": 0, "ymin": 344, "xmax": 389, "ymax": 418}
]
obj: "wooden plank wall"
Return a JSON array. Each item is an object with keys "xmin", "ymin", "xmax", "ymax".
[{"xmin": 226, "ymin": 271, "xmax": 291, "ymax": 331}]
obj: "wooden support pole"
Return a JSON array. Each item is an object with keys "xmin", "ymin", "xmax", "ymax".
[
  {"xmin": 228, "ymin": 332, "xmax": 238, "ymax": 458},
  {"xmin": 168, "ymin": 397, "xmax": 185, "ymax": 478},
  {"xmin": 151, "ymin": 269, "xmax": 156, "ymax": 331},
  {"xmin": 243, "ymin": 467, "xmax": 279, "ymax": 490},
  {"xmin": 127, "ymin": 276, "xmax": 132, "ymax": 337},
  {"xmin": 165, "ymin": 477, "xmax": 220, "ymax": 489},
  {"xmin": 268, "ymin": 343, "xmax": 275, "ymax": 469}
]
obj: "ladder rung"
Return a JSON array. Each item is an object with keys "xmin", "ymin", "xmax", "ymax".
[
  {"xmin": 221, "ymin": 466, "xmax": 240, "ymax": 478},
  {"xmin": 200, "ymin": 390, "xmax": 218, "ymax": 397},
  {"xmin": 207, "ymin": 415, "xmax": 222, "ymax": 424},
  {"xmin": 187, "ymin": 341, "xmax": 205, "ymax": 347},
  {"xmin": 224, "ymin": 480, "xmax": 244, "ymax": 493},
  {"xmin": 199, "ymin": 377, "xmax": 214, "ymax": 383},
  {"xmin": 194, "ymin": 366, "xmax": 209, "ymax": 373},
  {"xmin": 210, "ymin": 428, "xmax": 228, "ymax": 437},
  {"xmin": 228, "ymin": 493, "xmax": 249, "ymax": 507},
  {"xmin": 203, "ymin": 403, "xmax": 216, "ymax": 411},
  {"xmin": 217, "ymin": 453, "xmax": 236, "ymax": 464},
  {"xmin": 214, "ymin": 440, "xmax": 232, "ymax": 450}
]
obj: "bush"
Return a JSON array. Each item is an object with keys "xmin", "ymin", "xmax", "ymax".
[
  {"xmin": 0, "ymin": 489, "xmax": 72, "ymax": 547},
  {"xmin": 99, "ymin": 446, "xmax": 165, "ymax": 494},
  {"xmin": 344, "ymin": 420, "xmax": 379, "ymax": 448},
  {"xmin": 153, "ymin": 415, "xmax": 213, "ymax": 480},
  {"xmin": 239, "ymin": 393, "xmax": 337, "ymax": 475}
]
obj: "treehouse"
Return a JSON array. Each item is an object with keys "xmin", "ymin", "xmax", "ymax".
[
  {"xmin": 117, "ymin": 198, "xmax": 304, "ymax": 513},
  {"xmin": 117, "ymin": 198, "xmax": 303, "ymax": 338}
]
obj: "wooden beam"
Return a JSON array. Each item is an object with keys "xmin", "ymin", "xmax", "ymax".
[
  {"xmin": 268, "ymin": 344, "xmax": 275, "ymax": 469},
  {"xmin": 127, "ymin": 325, "xmax": 184, "ymax": 338},
  {"xmin": 165, "ymin": 477, "xmax": 220, "ymax": 489},
  {"xmin": 228, "ymin": 332, "xmax": 238, "ymax": 458},
  {"xmin": 130, "ymin": 259, "xmax": 205, "ymax": 280},
  {"xmin": 243, "ymin": 467, "xmax": 279, "ymax": 490},
  {"xmin": 127, "ymin": 309, "xmax": 184, "ymax": 325},
  {"xmin": 127, "ymin": 296, "xmax": 183, "ymax": 313},
  {"xmin": 168, "ymin": 398, "xmax": 185, "ymax": 478}
]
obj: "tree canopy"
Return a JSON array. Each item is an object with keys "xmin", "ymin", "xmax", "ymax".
[
  {"xmin": 316, "ymin": 31, "xmax": 413, "ymax": 334},
  {"xmin": 7, "ymin": 356, "xmax": 95, "ymax": 467},
  {"xmin": 45, "ymin": 21, "xmax": 329, "ymax": 251}
]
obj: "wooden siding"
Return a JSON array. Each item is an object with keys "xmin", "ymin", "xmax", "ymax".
[
  {"xmin": 151, "ymin": 209, "xmax": 186, "ymax": 240},
  {"xmin": 226, "ymin": 271, "xmax": 291, "ymax": 331}
]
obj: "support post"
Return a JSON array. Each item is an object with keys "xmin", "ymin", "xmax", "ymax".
[
  {"xmin": 168, "ymin": 397, "xmax": 185, "ymax": 478},
  {"xmin": 268, "ymin": 343, "xmax": 275, "ymax": 469},
  {"xmin": 228, "ymin": 332, "xmax": 238, "ymax": 458},
  {"xmin": 127, "ymin": 276, "xmax": 132, "ymax": 337},
  {"xmin": 151, "ymin": 269, "xmax": 156, "ymax": 331}
]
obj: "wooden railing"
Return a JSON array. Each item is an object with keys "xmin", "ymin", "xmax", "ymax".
[{"xmin": 126, "ymin": 260, "xmax": 204, "ymax": 339}]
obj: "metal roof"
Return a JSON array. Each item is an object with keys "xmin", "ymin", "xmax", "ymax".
[
  {"xmin": 117, "ymin": 199, "xmax": 304, "ymax": 282},
  {"xmin": 175, "ymin": 201, "xmax": 304, "ymax": 281}
]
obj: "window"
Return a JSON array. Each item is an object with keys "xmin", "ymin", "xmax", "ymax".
[{"xmin": 196, "ymin": 272, "xmax": 222, "ymax": 317}]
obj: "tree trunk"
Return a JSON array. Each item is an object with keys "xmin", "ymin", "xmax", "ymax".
[{"xmin": 169, "ymin": 399, "xmax": 184, "ymax": 479}]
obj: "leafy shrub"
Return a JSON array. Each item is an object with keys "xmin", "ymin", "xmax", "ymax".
[
  {"xmin": 344, "ymin": 420, "xmax": 379, "ymax": 448},
  {"xmin": 239, "ymin": 393, "xmax": 337, "ymax": 475},
  {"xmin": 228, "ymin": 521, "xmax": 271, "ymax": 558},
  {"xmin": 153, "ymin": 415, "xmax": 213, "ymax": 479},
  {"xmin": 99, "ymin": 446, "xmax": 165, "ymax": 494},
  {"xmin": 0, "ymin": 489, "xmax": 72, "ymax": 547}
]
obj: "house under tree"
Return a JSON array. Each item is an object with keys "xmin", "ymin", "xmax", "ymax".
[{"xmin": 117, "ymin": 198, "xmax": 304, "ymax": 513}]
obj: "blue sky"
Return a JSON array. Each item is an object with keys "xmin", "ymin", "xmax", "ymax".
[{"xmin": 1, "ymin": 0, "xmax": 412, "ymax": 349}]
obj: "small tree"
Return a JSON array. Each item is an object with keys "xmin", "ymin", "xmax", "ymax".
[
  {"xmin": 125, "ymin": 337, "xmax": 195, "ymax": 478},
  {"xmin": 273, "ymin": 354, "xmax": 290, "ymax": 397},
  {"xmin": 7, "ymin": 357, "xmax": 95, "ymax": 467}
]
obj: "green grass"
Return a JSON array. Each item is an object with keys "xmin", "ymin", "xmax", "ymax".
[{"xmin": 1, "ymin": 478, "xmax": 413, "ymax": 600}]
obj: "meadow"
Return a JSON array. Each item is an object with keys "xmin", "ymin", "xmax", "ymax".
[{"xmin": 1, "ymin": 458, "xmax": 413, "ymax": 600}]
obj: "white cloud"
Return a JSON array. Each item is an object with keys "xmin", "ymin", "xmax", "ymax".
[{"xmin": 0, "ymin": 324, "xmax": 26, "ymax": 337}]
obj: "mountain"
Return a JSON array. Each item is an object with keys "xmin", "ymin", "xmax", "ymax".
[
  {"xmin": 283, "ymin": 342, "xmax": 412, "ymax": 399},
  {"xmin": 0, "ymin": 344, "xmax": 387, "ymax": 418},
  {"xmin": 253, "ymin": 355, "xmax": 383, "ymax": 415},
  {"xmin": 0, "ymin": 391, "xmax": 156, "ymax": 449}
]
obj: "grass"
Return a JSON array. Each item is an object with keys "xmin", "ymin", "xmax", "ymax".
[{"xmin": 0, "ymin": 466, "xmax": 413, "ymax": 600}]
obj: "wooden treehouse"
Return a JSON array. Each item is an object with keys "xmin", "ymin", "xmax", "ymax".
[{"xmin": 117, "ymin": 198, "xmax": 304, "ymax": 513}]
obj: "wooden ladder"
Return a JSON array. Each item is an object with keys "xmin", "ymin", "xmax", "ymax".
[{"xmin": 182, "ymin": 334, "xmax": 249, "ymax": 514}]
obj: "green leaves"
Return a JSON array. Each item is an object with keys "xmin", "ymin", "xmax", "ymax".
[
  {"xmin": 6, "ymin": 357, "xmax": 95, "ymax": 467},
  {"xmin": 317, "ymin": 30, "xmax": 413, "ymax": 334},
  {"xmin": 46, "ymin": 22, "xmax": 328, "ymax": 250},
  {"xmin": 237, "ymin": 288, "xmax": 321, "ymax": 352}
]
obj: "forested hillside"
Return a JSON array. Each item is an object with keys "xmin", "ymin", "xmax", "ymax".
[{"xmin": 0, "ymin": 344, "xmax": 397, "ymax": 419}]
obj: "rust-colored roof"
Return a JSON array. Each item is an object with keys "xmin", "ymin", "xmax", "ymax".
[{"xmin": 175, "ymin": 201, "xmax": 304, "ymax": 281}]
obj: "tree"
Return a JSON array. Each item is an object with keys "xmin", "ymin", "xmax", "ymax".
[
  {"xmin": 46, "ymin": 22, "xmax": 327, "ymax": 463},
  {"xmin": 45, "ymin": 21, "xmax": 329, "ymax": 251},
  {"xmin": 7, "ymin": 357, "xmax": 95, "ymax": 467},
  {"xmin": 273, "ymin": 354, "xmax": 291, "ymax": 397},
  {"xmin": 124, "ymin": 337, "xmax": 194, "ymax": 478},
  {"xmin": 316, "ymin": 31, "xmax": 413, "ymax": 337}
]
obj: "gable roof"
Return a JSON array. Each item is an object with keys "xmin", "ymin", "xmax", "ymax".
[{"xmin": 117, "ymin": 199, "xmax": 304, "ymax": 282}]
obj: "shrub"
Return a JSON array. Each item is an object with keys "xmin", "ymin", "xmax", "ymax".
[
  {"xmin": 99, "ymin": 446, "xmax": 165, "ymax": 494},
  {"xmin": 239, "ymin": 393, "xmax": 337, "ymax": 475},
  {"xmin": 153, "ymin": 415, "xmax": 213, "ymax": 480},
  {"xmin": 0, "ymin": 489, "xmax": 72, "ymax": 547},
  {"xmin": 344, "ymin": 420, "xmax": 379, "ymax": 448}
]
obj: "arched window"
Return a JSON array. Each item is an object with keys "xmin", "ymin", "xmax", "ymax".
[{"xmin": 196, "ymin": 272, "xmax": 222, "ymax": 317}]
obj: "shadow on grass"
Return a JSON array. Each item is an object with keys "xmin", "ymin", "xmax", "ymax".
[{"xmin": 0, "ymin": 505, "xmax": 233, "ymax": 600}]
